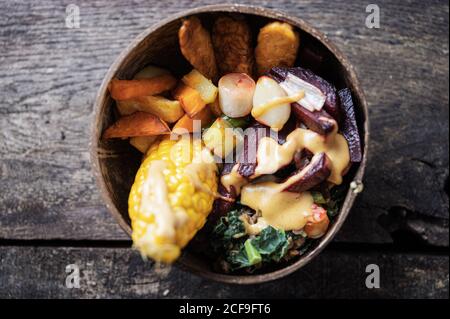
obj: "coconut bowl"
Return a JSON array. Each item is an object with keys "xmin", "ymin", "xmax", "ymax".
[{"xmin": 91, "ymin": 4, "xmax": 369, "ymax": 284}]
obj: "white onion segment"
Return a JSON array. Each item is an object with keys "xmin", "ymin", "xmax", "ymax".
[
  {"xmin": 279, "ymin": 73, "xmax": 326, "ymax": 112},
  {"xmin": 218, "ymin": 73, "xmax": 255, "ymax": 118}
]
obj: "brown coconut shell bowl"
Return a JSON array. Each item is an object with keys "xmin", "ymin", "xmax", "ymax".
[{"xmin": 91, "ymin": 4, "xmax": 369, "ymax": 284}]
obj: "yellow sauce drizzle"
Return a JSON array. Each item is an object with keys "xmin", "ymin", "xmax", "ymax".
[
  {"xmin": 140, "ymin": 160, "xmax": 175, "ymax": 239},
  {"xmin": 221, "ymin": 164, "xmax": 248, "ymax": 195},
  {"xmin": 220, "ymin": 127, "xmax": 350, "ymax": 232},
  {"xmin": 255, "ymin": 128, "xmax": 349, "ymax": 185},
  {"xmin": 240, "ymin": 182, "xmax": 314, "ymax": 231},
  {"xmin": 251, "ymin": 91, "xmax": 305, "ymax": 118},
  {"xmin": 240, "ymin": 215, "xmax": 269, "ymax": 236}
]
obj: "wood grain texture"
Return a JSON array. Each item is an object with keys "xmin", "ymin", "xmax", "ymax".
[
  {"xmin": 0, "ymin": 245, "xmax": 447, "ymax": 298},
  {"xmin": 0, "ymin": 0, "xmax": 448, "ymax": 247}
]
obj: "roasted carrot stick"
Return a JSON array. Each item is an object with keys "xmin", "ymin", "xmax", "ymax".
[
  {"xmin": 108, "ymin": 74, "xmax": 177, "ymax": 100},
  {"xmin": 102, "ymin": 112, "xmax": 170, "ymax": 139},
  {"xmin": 172, "ymin": 106, "xmax": 213, "ymax": 134},
  {"xmin": 172, "ymin": 83, "xmax": 206, "ymax": 117}
]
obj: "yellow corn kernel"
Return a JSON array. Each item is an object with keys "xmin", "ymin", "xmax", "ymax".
[{"xmin": 128, "ymin": 136, "xmax": 218, "ymax": 263}]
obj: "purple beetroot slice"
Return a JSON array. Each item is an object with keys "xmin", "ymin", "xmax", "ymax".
[
  {"xmin": 291, "ymin": 102, "xmax": 337, "ymax": 135},
  {"xmin": 276, "ymin": 115, "xmax": 299, "ymax": 144},
  {"xmin": 294, "ymin": 148, "xmax": 313, "ymax": 171},
  {"xmin": 236, "ymin": 123, "xmax": 273, "ymax": 177},
  {"xmin": 269, "ymin": 67, "xmax": 341, "ymax": 122},
  {"xmin": 236, "ymin": 121, "xmax": 299, "ymax": 177},
  {"xmin": 210, "ymin": 183, "xmax": 236, "ymax": 221},
  {"xmin": 210, "ymin": 163, "xmax": 237, "ymax": 221},
  {"xmin": 338, "ymin": 88, "xmax": 362, "ymax": 163},
  {"xmin": 283, "ymin": 152, "xmax": 331, "ymax": 193}
]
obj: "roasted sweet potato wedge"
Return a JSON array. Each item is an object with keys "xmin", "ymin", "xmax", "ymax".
[
  {"xmin": 117, "ymin": 95, "xmax": 184, "ymax": 123},
  {"xmin": 108, "ymin": 75, "xmax": 177, "ymax": 100},
  {"xmin": 102, "ymin": 112, "xmax": 170, "ymax": 139},
  {"xmin": 173, "ymin": 83, "xmax": 207, "ymax": 117},
  {"xmin": 172, "ymin": 106, "xmax": 213, "ymax": 134},
  {"xmin": 182, "ymin": 69, "xmax": 218, "ymax": 104},
  {"xmin": 129, "ymin": 135, "xmax": 158, "ymax": 153}
]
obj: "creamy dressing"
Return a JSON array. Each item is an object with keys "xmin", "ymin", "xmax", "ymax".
[
  {"xmin": 240, "ymin": 182, "xmax": 314, "ymax": 231},
  {"xmin": 255, "ymin": 128, "xmax": 349, "ymax": 185},
  {"xmin": 251, "ymin": 91, "xmax": 305, "ymax": 118},
  {"xmin": 185, "ymin": 162, "xmax": 215, "ymax": 194},
  {"xmin": 240, "ymin": 215, "xmax": 269, "ymax": 235},
  {"xmin": 184, "ymin": 161, "xmax": 232, "ymax": 202},
  {"xmin": 220, "ymin": 127, "xmax": 350, "ymax": 233},
  {"xmin": 221, "ymin": 164, "xmax": 248, "ymax": 195},
  {"xmin": 137, "ymin": 145, "xmax": 221, "ymax": 245},
  {"xmin": 221, "ymin": 127, "xmax": 350, "ymax": 194},
  {"xmin": 182, "ymin": 146, "xmax": 234, "ymax": 203},
  {"xmin": 140, "ymin": 160, "xmax": 175, "ymax": 239}
]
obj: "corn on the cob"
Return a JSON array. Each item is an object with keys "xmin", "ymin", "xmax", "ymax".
[{"xmin": 128, "ymin": 136, "xmax": 218, "ymax": 263}]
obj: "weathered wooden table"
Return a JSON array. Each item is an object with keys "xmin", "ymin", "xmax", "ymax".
[{"xmin": 0, "ymin": 0, "xmax": 448, "ymax": 298}]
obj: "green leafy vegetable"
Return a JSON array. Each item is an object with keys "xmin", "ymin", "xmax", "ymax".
[
  {"xmin": 327, "ymin": 200, "xmax": 340, "ymax": 217},
  {"xmin": 213, "ymin": 209, "xmax": 312, "ymax": 271},
  {"xmin": 311, "ymin": 191, "xmax": 327, "ymax": 204},
  {"xmin": 213, "ymin": 209, "xmax": 246, "ymax": 241},
  {"xmin": 227, "ymin": 245, "xmax": 252, "ymax": 268},
  {"xmin": 327, "ymin": 185, "xmax": 347, "ymax": 217},
  {"xmin": 250, "ymin": 227, "xmax": 289, "ymax": 262},
  {"xmin": 212, "ymin": 209, "xmax": 246, "ymax": 251},
  {"xmin": 244, "ymin": 239, "xmax": 262, "ymax": 265},
  {"xmin": 221, "ymin": 115, "xmax": 250, "ymax": 129},
  {"xmin": 226, "ymin": 227, "xmax": 289, "ymax": 269},
  {"xmin": 297, "ymin": 239, "xmax": 313, "ymax": 256}
]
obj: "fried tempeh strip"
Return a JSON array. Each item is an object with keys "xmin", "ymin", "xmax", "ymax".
[
  {"xmin": 179, "ymin": 17, "xmax": 218, "ymax": 81},
  {"xmin": 255, "ymin": 22, "xmax": 300, "ymax": 76},
  {"xmin": 108, "ymin": 75, "xmax": 177, "ymax": 100},
  {"xmin": 212, "ymin": 15, "xmax": 254, "ymax": 77},
  {"xmin": 102, "ymin": 112, "xmax": 170, "ymax": 139}
]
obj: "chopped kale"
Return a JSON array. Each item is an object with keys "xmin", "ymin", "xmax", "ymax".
[
  {"xmin": 212, "ymin": 209, "xmax": 246, "ymax": 251},
  {"xmin": 250, "ymin": 227, "xmax": 289, "ymax": 262},
  {"xmin": 213, "ymin": 209, "xmax": 292, "ymax": 270},
  {"xmin": 327, "ymin": 185, "xmax": 347, "ymax": 217},
  {"xmin": 244, "ymin": 239, "xmax": 262, "ymax": 265},
  {"xmin": 311, "ymin": 191, "xmax": 327, "ymax": 204},
  {"xmin": 221, "ymin": 115, "xmax": 251, "ymax": 129}
]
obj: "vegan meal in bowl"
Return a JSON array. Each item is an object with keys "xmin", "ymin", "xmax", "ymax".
[{"xmin": 95, "ymin": 7, "xmax": 367, "ymax": 280}]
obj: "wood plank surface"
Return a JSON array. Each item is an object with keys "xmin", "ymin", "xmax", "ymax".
[
  {"xmin": 0, "ymin": 0, "xmax": 448, "ymax": 299},
  {"xmin": 0, "ymin": 245, "xmax": 447, "ymax": 298},
  {"xmin": 0, "ymin": 2, "xmax": 448, "ymax": 239}
]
